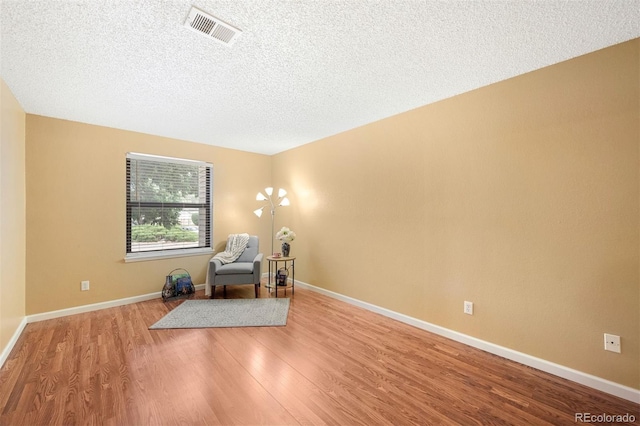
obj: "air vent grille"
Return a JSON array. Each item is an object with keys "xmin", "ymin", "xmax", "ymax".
[
  {"xmin": 184, "ymin": 6, "xmax": 242, "ymax": 46},
  {"xmin": 191, "ymin": 14, "xmax": 215, "ymax": 35}
]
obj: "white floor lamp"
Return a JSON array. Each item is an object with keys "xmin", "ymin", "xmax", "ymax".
[{"xmin": 253, "ymin": 187, "xmax": 290, "ymax": 255}]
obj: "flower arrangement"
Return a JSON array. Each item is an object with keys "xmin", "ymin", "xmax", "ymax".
[{"xmin": 276, "ymin": 227, "xmax": 296, "ymax": 242}]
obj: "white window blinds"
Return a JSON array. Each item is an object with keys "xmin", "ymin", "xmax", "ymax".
[{"xmin": 126, "ymin": 153, "xmax": 213, "ymax": 256}]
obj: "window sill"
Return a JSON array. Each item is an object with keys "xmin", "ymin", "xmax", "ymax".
[{"xmin": 124, "ymin": 248, "xmax": 214, "ymax": 263}]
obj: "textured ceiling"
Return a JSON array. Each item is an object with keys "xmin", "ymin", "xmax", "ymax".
[{"xmin": 1, "ymin": 1, "xmax": 639, "ymax": 155}]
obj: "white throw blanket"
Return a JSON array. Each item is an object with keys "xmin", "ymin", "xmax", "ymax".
[{"xmin": 205, "ymin": 233, "xmax": 250, "ymax": 296}]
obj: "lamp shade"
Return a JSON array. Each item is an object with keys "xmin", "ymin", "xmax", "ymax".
[
  {"xmin": 278, "ymin": 188, "xmax": 287, "ymax": 198},
  {"xmin": 256, "ymin": 192, "xmax": 267, "ymax": 201},
  {"xmin": 265, "ymin": 187, "xmax": 274, "ymax": 196},
  {"xmin": 253, "ymin": 207, "xmax": 264, "ymax": 217},
  {"xmin": 279, "ymin": 197, "xmax": 290, "ymax": 207}
]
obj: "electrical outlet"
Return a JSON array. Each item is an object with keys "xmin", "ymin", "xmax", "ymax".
[
  {"xmin": 604, "ymin": 333, "xmax": 621, "ymax": 353},
  {"xmin": 81, "ymin": 280, "xmax": 90, "ymax": 291},
  {"xmin": 464, "ymin": 301, "xmax": 473, "ymax": 315}
]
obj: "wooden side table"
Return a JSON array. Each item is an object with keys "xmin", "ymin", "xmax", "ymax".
[{"xmin": 266, "ymin": 255, "xmax": 295, "ymax": 297}]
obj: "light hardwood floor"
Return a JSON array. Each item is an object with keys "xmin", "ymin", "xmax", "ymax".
[{"xmin": 1, "ymin": 285, "xmax": 638, "ymax": 425}]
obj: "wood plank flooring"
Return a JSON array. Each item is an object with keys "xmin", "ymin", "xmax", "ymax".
[{"xmin": 1, "ymin": 285, "xmax": 638, "ymax": 425}]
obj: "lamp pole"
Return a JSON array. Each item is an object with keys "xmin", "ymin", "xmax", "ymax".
[{"xmin": 270, "ymin": 202, "xmax": 276, "ymax": 255}]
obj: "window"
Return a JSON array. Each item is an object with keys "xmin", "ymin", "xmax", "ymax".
[{"xmin": 126, "ymin": 153, "xmax": 213, "ymax": 260}]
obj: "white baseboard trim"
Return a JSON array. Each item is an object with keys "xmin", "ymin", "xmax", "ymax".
[
  {"xmin": 294, "ymin": 280, "xmax": 640, "ymax": 404},
  {"xmin": 0, "ymin": 317, "xmax": 28, "ymax": 369},
  {"xmin": 26, "ymin": 284, "xmax": 206, "ymax": 323}
]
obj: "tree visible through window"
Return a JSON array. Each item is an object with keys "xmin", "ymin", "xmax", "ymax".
[{"xmin": 126, "ymin": 153, "xmax": 212, "ymax": 257}]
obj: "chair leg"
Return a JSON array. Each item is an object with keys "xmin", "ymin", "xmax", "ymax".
[
  {"xmin": 255, "ymin": 284, "xmax": 259, "ymax": 298},
  {"xmin": 223, "ymin": 285, "xmax": 227, "ymax": 298},
  {"xmin": 210, "ymin": 286, "xmax": 216, "ymax": 299}
]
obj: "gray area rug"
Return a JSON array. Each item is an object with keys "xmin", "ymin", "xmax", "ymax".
[{"xmin": 149, "ymin": 298, "xmax": 290, "ymax": 329}]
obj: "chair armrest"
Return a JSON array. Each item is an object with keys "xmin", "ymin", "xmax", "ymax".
[
  {"xmin": 209, "ymin": 258, "xmax": 223, "ymax": 273},
  {"xmin": 253, "ymin": 253, "xmax": 264, "ymax": 284}
]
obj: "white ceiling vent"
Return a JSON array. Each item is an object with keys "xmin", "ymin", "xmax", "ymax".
[{"xmin": 184, "ymin": 6, "xmax": 242, "ymax": 46}]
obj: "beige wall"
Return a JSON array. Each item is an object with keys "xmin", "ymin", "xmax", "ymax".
[
  {"xmin": 273, "ymin": 39, "xmax": 639, "ymax": 389},
  {"xmin": 0, "ymin": 79, "xmax": 27, "ymax": 353},
  {"xmin": 26, "ymin": 116, "xmax": 271, "ymax": 314}
]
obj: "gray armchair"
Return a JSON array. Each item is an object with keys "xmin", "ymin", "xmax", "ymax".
[{"xmin": 208, "ymin": 235, "xmax": 263, "ymax": 298}]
